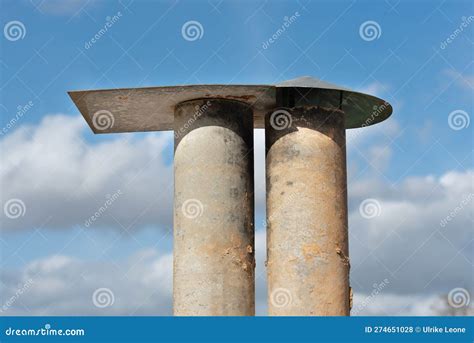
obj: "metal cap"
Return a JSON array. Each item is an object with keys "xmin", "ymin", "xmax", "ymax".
[
  {"xmin": 275, "ymin": 76, "xmax": 392, "ymax": 129},
  {"xmin": 68, "ymin": 76, "xmax": 392, "ymax": 134}
]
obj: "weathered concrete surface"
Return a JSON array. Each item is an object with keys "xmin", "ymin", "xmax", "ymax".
[
  {"xmin": 266, "ymin": 106, "xmax": 350, "ymax": 316},
  {"xmin": 173, "ymin": 99, "xmax": 255, "ymax": 316}
]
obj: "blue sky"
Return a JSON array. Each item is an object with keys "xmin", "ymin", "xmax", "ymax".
[
  {"xmin": 0, "ymin": 0, "xmax": 472, "ymax": 316},
  {"xmin": 1, "ymin": 0, "xmax": 472, "ymax": 177}
]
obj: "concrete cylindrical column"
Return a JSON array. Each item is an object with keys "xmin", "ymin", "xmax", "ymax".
[
  {"xmin": 173, "ymin": 99, "xmax": 255, "ymax": 316},
  {"xmin": 266, "ymin": 106, "xmax": 350, "ymax": 316}
]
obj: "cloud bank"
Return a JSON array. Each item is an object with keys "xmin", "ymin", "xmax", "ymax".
[
  {"xmin": 1, "ymin": 115, "xmax": 173, "ymax": 232},
  {"xmin": 1, "ymin": 114, "xmax": 472, "ymax": 315}
]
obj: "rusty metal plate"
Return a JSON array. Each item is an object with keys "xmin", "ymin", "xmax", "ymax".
[
  {"xmin": 69, "ymin": 85, "xmax": 276, "ymax": 134},
  {"xmin": 69, "ymin": 77, "xmax": 392, "ymax": 133}
]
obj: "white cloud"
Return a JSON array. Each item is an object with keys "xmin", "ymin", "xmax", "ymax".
[
  {"xmin": 1, "ymin": 114, "xmax": 472, "ymax": 316},
  {"xmin": 254, "ymin": 129, "xmax": 266, "ymax": 214},
  {"xmin": 443, "ymin": 69, "xmax": 474, "ymax": 93},
  {"xmin": 0, "ymin": 249, "xmax": 173, "ymax": 315},
  {"xmin": 2, "ymin": 246, "xmax": 471, "ymax": 316},
  {"xmin": 1, "ymin": 114, "xmax": 173, "ymax": 232},
  {"xmin": 356, "ymin": 81, "xmax": 389, "ymax": 98},
  {"xmin": 367, "ymin": 145, "xmax": 392, "ymax": 172},
  {"xmin": 353, "ymin": 292, "xmax": 473, "ymax": 316},
  {"xmin": 346, "ymin": 116, "xmax": 400, "ymax": 149},
  {"xmin": 348, "ymin": 170, "xmax": 473, "ymax": 295}
]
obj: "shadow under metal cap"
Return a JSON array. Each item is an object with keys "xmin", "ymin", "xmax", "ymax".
[
  {"xmin": 68, "ymin": 76, "xmax": 392, "ymax": 134},
  {"xmin": 275, "ymin": 76, "xmax": 392, "ymax": 129}
]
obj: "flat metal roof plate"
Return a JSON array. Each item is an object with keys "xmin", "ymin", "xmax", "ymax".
[{"xmin": 68, "ymin": 76, "xmax": 392, "ymax": 133}]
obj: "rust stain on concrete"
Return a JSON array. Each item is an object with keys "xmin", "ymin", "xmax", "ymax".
[{"xmin": 302, "ymin": 243, "xmax": 321, "ymax": 260}]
